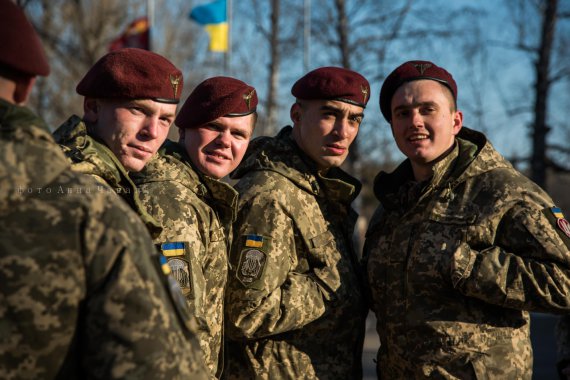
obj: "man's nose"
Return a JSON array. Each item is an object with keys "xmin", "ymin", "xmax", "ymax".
[{"xmin": 140, "ymin": 118, "xmax": 159, "ymax": 139}]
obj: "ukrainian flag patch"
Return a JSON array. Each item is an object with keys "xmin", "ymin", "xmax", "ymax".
[
  {"xmin": 552, "ymin": 207, "xmax": 565, "ymax": 219},
  {"xmin": 161, "ymin": 242, "xmax": 185, "ymax": 257},
  {"xmin": 245, "ymin": 234, "xmax": 264, "ymax": 248},
  {"xmin": 159, "ymin": 254, "xmax": 172, "ymax": 275}
]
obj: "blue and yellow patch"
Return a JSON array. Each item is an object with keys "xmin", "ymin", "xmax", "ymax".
[
  {"xmin": 552, "ymin": 207, "xmax": 565, "ymax": 219},
  {"xmin": 159, "ymin": 254, "xmax": 171, "ymax": 275},
  {"xmin": 161, "ymin": 242, "xmax": 185, "ymax": 257},
  {"xmin": 544, "ymin": 206, "xmax": 570, "ymax": 246},
  {"xmin": 245, "ymin": 234, "xmax": 263, "ymax": 248}
]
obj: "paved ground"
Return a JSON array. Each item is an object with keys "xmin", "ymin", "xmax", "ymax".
[{"xmin": 362, "ymin": 312, "xmax": 559, "ymax": 380}]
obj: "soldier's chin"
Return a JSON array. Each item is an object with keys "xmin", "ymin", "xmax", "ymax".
[{"xmin": 122, "ymin": 157, "xmax": 146, "ymax": 172}]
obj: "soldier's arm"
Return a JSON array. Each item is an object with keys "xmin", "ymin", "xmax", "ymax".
[
  {"xmin": 226, "ymin": 196, "xmax": 329, "ymax": 340},
  {"xmin": 451, "ymin": 196, "xmax": 570, "ymax": 313},
  {"xmin": 138, "ymin": 179, "xmax": 225, "ymax": 378},
  {"xmin": 83, "ymin": 180, "xmax": 209, "ymax": 379}
]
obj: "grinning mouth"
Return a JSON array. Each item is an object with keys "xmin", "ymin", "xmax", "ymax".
[
  {"xmin": 206, "ymin": 150, "xmax": 230, "ymax": 160},
  {"xmin": 408, "ymin": 134, "xmax": 429, "ymax": 141}
]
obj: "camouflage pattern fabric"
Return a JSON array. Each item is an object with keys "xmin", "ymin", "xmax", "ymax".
[
  {"xmin": 0, "ymin": 99, "xmax": 208, "ymax": 379},
  {"xmin": 225, "ymin": 126, "xmax": 368, "ymax": 379},
  {"xmin": 364, "ymin": 127, "xmax": 570, "ymax": 379},
  {"xmin": 52, "ymin": 115, "xmax": 161, "ymax": 237},
  {"xmin": 132, "ymin": 140, "xmax": 238, "ymax": 379}
]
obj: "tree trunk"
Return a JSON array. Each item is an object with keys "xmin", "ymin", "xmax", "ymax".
[{"xmin": 531, "ymin": 0, "xmax": 557, "ymax": 189}]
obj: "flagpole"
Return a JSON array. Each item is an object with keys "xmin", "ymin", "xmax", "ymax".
[
  {"xmin": 147, "ymin": 0, "xmax": 155, "ymax": 51},
  {"xmin": 304, "ymin": 0, "xmax": 310, "ymax": 72},
  {"xmin": 225, "ymin": 0, "xmax": 232, "ymax": 75}
]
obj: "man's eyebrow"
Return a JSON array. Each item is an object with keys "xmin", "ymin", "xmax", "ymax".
[
  {"xmin": 320, "ymin": 105, "xmax": 364, "ymax": 118},
  {"xmin": 320, "ymin": 105, "xmax": 343, "ymax": 113},
  {"xmin": 393, "ymin": 101, "xmax": 439, "ymax": 111}
]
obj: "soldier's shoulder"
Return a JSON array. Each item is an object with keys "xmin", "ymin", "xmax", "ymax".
[{"xmin": 235, "ymin": 168, "xmax": 295, "ymax": 195}]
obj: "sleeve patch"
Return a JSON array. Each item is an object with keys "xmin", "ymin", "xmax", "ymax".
[
  {"xmin": 160, "ymin": 241, "xmax": 186, "ymax": 257},
  {"xmin": 168, "ymin": 258, "xmax": 192, "ymax": 290},
  {"xmin": 543, "ymin": 206, "xmax": 570, "ymax": 245},
  {"xmin": 236, "ymin": 248, "xmax": 267, "ymax": 287},
  {"xmin": 245, "ymin": 234, "xmax": 264, "ymax": 248}
]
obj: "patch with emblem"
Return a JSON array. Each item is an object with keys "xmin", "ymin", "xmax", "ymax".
[
  {"xmin": 543, "ymin": 206, "xmax": 570, "ymax": 245},
  {"xmin": 168, "ymin": 258, "xmax": 192, "ymax": 290},
  {"xmin": 237, "ymin": 249, "xmax": 266, "ymax": 286},
  {"xmin": 551, "ymin": 207, "xmax": 570, "ymax": 238}
]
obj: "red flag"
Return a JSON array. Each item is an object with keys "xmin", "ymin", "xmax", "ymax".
[{"xmin": 109, "ymin": 17, "xmax": 150, "ymax": 51}]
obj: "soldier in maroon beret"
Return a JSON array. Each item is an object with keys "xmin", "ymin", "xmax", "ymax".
[
  {"xmin": 52, "ymin": 48, "xmax": 183, "ymax": 233},
  {"xmin": 364, "ymin": 60, "xmax": 570, "ymax": 379},
  {"xmin": 130, "ymin": 76, "xmax": 258, "ymax": 378},
  {"xmin": 0, "ymin": 1, "xmax": 208, "ymax": 379},
  {"xmin": 224, "ymin": 66, "xmax": 370, "ymax": 379}
]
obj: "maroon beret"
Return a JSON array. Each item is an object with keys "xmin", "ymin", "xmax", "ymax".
[
  {"xmin": 291, "ymin": 66, "xmax": 370, "ymax": 108},
  {"xmin": 175, "ymin": 76, "xmax": 257, "ymax": 129},
  {"xmin": 0, "ymin": 0, "xmax": 50, "ymax": 76},
  {"xmin": 380, "ymin": 60, "xmax": 457, "ymax": 122},
  {"xmin": 76, "ymin": 48, "xmax": 183, "ymax": 104}
]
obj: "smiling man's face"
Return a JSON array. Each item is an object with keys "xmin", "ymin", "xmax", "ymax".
[
  {"xmin": 180, "ymin": 114, "xmax": 255, "ymax": 179},
  {"xmin": 390, "ymin": 79, "xmax": 462, "ymax": 180},
  {"xmin": 84, "ymin": 98, "xmax": 176, "ymax": 172}
]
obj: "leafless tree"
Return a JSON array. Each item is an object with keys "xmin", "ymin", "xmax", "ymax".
[{"xmin": 503, "ymin": 0, "xmax": 570, "ymax": 189}]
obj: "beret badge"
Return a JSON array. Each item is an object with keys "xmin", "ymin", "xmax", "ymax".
[
  {"xmin": 243, "ymin": 89, "xmax": 256, "ymax": 111},
  {"xmin": 361, "ymin": 85, "xmax": 369, "ymax": 104},
  {"xmin": 412, "ymin": 63, "xmax": 432, "ymax": 75},
  {"xmin": 170, "ymin": 74, "xmax": 182, "ymax": 98}
]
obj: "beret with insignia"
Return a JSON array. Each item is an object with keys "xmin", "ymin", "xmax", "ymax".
[
  {"xmin": 175, "ymin": 76, "xmax": 257, "ymax": 129},
  {"xmin": 291, "ymin": 66, "xmax": 370, "ymax": 108},
  {"xmin": 76, "ymin": 48, "xmax": 183, "ymax": 104},
  {"xmin": 0, "ymin": 0, "xmax": 50, "ymax": 77},
  {"xmin": 380, "ymin": 60, "xmax": 457, "ymax": 122}
]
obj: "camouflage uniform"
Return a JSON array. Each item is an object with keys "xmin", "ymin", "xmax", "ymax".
[
  {"xmin": 131, "ymin": 139, "xmax": 237, "ymax": 379},
  {"xmin": 364, "ymin": 127, "xmax": 570, "ymax": 379},
  {"xmin": 53, "ymin": 115, "xmax": 161, "ymax": 236},
  {"xmin": 0, "ymin": 99, "xmax": 208, "ymax": 379},
  {"xmin": 225, "ymin": 126, "xmax": 367, "ymax": 379}
]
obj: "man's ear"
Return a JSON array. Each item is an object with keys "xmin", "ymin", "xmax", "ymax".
[
  {"xmin": 13, "ymin": 77, "xmax": 36, "ymax": 105},
  {"xmin": 290, "ymin": 102, "xmax": 302, "ymax": 125},
  {"xmin": 83, "ymin": 98, "xmax": 99, "ymax": 123},
  {"xmin": 452, "ymin": 110, "xmax": 463, "ymax": 136}
]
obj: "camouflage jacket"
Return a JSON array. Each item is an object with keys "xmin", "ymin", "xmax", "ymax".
[
  {"xmin": 53, "ymin": 115, "xmax": 161, "ymax": 237},
  {"xmin": 225, "ymin": 126, "xmax": 368, "ymax": 380},
  {"xmin": 131, "ymin": 140, "xmax": 238, "ymax": 379},
  {"xmin": 0, "ymin": 99, "xmax": 208, "ymax": 379},
  {"xmin": 364, "ymin": 127, "xmax": 570, "ymax": 379}
]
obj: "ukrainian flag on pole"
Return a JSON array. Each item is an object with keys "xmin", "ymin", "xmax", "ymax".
[{"xmin": 190, "ymin": 0, "xmax": 228, "ymax": 52}]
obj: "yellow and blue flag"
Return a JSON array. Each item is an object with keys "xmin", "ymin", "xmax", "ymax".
[
  {"xmin": 161, "ymin": 242, "xmax": 185, "ymax": 257},
  {"xmin": 190, "ymin": 0, "xmax": 228, "ymax": 52},
  {"xmin": 245, "ymin": 234, "xmax": 263, "ymax": 248},
  {"xmin": 552, "ymin": 207, "xmax": 565, "ymax": 219}
]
